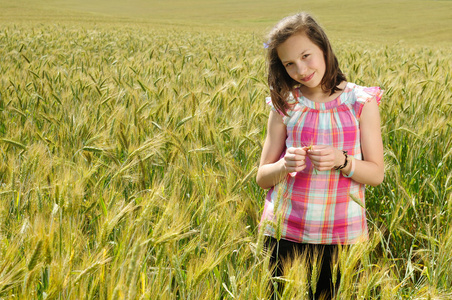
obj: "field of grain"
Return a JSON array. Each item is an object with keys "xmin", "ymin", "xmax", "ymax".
[{"xmin": 0, "ymin": 1, "xmax": 451, "ymax": 299}]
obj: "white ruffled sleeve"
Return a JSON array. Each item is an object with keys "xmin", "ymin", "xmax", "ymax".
[{"xmin": 354, "ymin": 86, "xmax": 383, "ymax": 119}]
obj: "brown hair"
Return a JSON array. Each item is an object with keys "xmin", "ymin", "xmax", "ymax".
[{"xmin": 266, "ymin": 12, "xmax": 346, "ymax": 115}]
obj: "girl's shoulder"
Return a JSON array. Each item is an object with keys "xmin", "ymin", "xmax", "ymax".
[
  {"xmin": 346, "ymin": 83, "xmax": 383, "ymax": 106},
  {"xmin": 266, "ymin": 91, "xmax": 298, "ymax": 115},
  {"xmin": 346, "ymin": 83, "xmax": 384, "ymax": 119}
]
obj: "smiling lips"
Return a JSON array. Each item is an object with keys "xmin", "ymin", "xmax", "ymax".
[{"xmin": 300, "ymin": 72, "xmax": 315, "ymax": 82}]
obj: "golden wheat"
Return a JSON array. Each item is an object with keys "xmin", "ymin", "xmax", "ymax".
[{"xmin": 0, "ymin": 21, "xmax": 450, "ymax": 299}]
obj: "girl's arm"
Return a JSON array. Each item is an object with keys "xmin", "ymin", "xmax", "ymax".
[
  {"xmin": 256, "ymin": 111, "xmax": 307, "ymax": 189},
  {"xmin": 307, "ymin": 98, "xmax": 384, "ymax": 186},
  {"xmin": 350, "ymin": 97, "xmax": 385, "ymax": 186}
]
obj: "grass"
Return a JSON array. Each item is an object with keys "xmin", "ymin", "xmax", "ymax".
[
  {"xmin": 0, "ymin": 0, "xmax": 451, "ymax": 299},
  {"xmin": 1, "ymin": 0, "xmax": 452, "ymax": 45}
]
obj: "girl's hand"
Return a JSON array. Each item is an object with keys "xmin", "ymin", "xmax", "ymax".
[
  {"xmin": 284, "ymin": 147, "xmax": 307, "ymax": 174},
  {"xmin": 307, "ymin": 145, "xmax": 344, "ymax": 171}
]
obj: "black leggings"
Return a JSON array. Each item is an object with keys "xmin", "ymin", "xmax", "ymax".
[{"xmin": 265, "ymin": 237, "xmax": 340, "ymax": 299}]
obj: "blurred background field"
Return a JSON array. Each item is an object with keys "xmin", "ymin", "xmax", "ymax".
[
  {"xmin": 2, "ymin": 0, "xmax": 452, "ymax": 45},
  {"xmin": 0, "ymin": 0, "xmax": 451, "ymax": 299}
]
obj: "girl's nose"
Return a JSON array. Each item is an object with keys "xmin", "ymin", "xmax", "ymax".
[{"xmin": 296, "ymin": 61, "xmax": 307, "ymax": 75}]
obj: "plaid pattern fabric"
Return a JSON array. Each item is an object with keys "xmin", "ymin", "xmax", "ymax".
[{"xmin": 261, "ymin": 83, "xmax": 383, "ymax": 244}]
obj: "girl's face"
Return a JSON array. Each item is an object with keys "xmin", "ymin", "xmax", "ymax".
[{"xmin": 276, "ymin": 32, "xmax": 326, "ymax": 93}]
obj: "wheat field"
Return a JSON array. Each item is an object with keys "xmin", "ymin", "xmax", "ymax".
[{"xmin": 0, "ymin": 1, "xmax": 451, "ymax": 299}]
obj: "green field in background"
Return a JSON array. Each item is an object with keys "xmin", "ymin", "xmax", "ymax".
[
  {"xmin": 0, "ymin": 0, "xmax": 451, "ymax": 298},
  {"xmin": 1, "ymin": 0, "xmax": 452, "ymax": 45}
]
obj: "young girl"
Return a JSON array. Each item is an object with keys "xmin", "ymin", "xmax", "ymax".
[{"xmin": 256, "ymin": 12, "xmax": 384, "ymax": 298}]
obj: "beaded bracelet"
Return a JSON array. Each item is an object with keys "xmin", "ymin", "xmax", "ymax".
[
  {"xmin": 334, "ymin": 151, "xmax": 348, "ymax": 170},
  {"xmin": 343, "ymin": 156, "xmax": 355, "ymax": 178}
]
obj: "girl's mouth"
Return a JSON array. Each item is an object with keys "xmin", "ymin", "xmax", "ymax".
[{"xmin": 301, "ymin": 72, "xmax": 314, "ymax": 82}]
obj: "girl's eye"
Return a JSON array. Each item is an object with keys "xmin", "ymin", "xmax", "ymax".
[
  {"xmin": 285, "ymin": 62, "xmax": 293, "ymax": 67},
  {"xmin": 302, "ymin": 54, "xmax": 310, "ymax": 59}
]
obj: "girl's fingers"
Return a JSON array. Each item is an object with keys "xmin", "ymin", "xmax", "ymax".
[
  {"xmin": 285, "ymin": 158, "xmax": 305, "ymax": 168},
  {"xmin": 310, "ymin": 157, "xmax": 334, "ymax": 169},
  {"xmin": 285, "ymin": 149, "xmax": 307, "ymax": 162},
  {"xmin": 309, "ymin": 145, "xmax": 347, "ymax": 171},
  {"xmin": 306, "ymin": 146, "xmax": 338, "ymax": 170},
  {"xmin": 293, "ymin": 147, "xmax": 307, "ymax": 155},
  {"xmin": 287, "ymin": 147, "xmax": 307, "ymax": 156},
  {"xmin": 284, "ymin": 156, "xmax": 306, "ymax": 173},
  {"xmin": 307, "ymin": 146, "xmax": 332, "ymax": 157},
  {"xmin": 285, "ymin": 147, "xmax": 308, "ymax": 174},
  {"xmin": 312, "ymin": 163, "xmax": 333, "ymax": 171},
  {"xmin": 289, "ymin": 163, "xmax": 307, "ymax": 176}
]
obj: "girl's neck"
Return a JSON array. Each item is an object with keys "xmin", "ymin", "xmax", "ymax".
[{"xmin": 299, "ymin": 81, "xmax": 347, "ymax": 103}]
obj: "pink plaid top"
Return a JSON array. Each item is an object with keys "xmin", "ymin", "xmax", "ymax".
[{"xmin": 261, "ymin": 83, "xmax": 383, "ymax": 244}]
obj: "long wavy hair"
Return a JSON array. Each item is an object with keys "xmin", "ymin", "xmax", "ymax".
[{"xmin": 266, "ymin": 12, "xmax": 346, "ymax": 115}]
